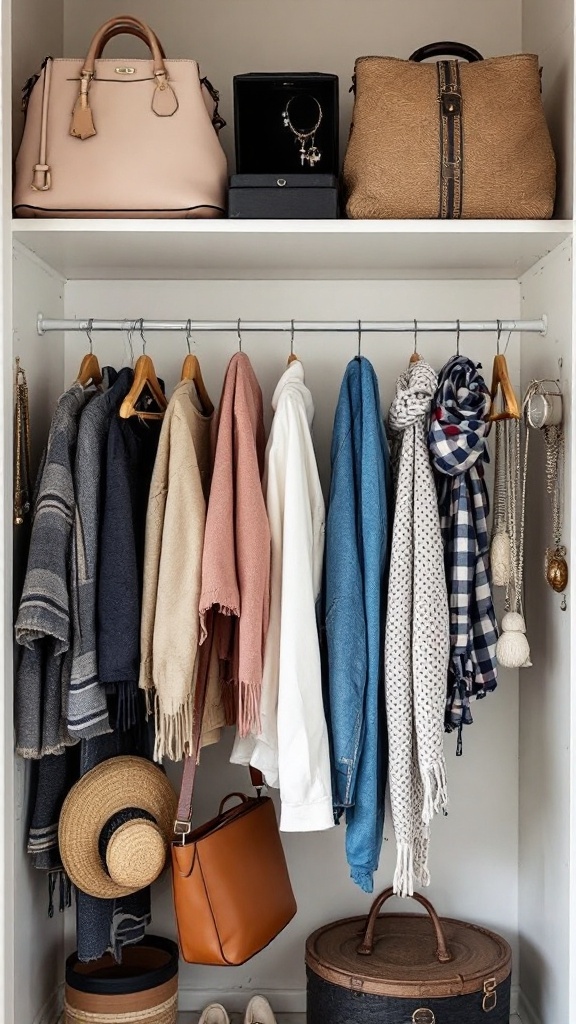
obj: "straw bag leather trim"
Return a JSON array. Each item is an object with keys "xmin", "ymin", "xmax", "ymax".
[{"xmin": 438, "ymin": 60, "xmax": 463, "ymax": 219}]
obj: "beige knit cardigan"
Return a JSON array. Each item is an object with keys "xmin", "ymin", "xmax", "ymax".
[{"xmin": 139, "ymin": 380, "xmax": 225, "ymax": 761}]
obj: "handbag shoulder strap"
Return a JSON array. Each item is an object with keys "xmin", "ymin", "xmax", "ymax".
[{"xmin": 174, "ymin": 611, "xmax": 264, "ymax": 837}]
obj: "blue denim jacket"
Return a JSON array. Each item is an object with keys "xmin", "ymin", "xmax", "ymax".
[{"xmin": 323, "ymin": 357, "xmax": 391, "ymax": 892}]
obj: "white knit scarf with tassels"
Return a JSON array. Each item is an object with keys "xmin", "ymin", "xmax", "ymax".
[{"xmin": 385, "ymin": 360, "xmax": 450, "ymax": 897}]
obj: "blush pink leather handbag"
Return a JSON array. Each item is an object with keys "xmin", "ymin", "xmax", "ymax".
[{"xmin": 14, "ymin": 15, "xmax": 228, "ymax": 218}]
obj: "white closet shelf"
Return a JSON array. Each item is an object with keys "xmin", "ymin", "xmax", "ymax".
[{"xmin": 12, "ymin": 219, "xmax": 571, "ymax": 282}]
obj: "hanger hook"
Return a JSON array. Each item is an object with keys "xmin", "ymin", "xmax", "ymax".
[
  {"xmin": 496, "ymin": 319, "xmax": 502, "ymax": 356},
  {"xmin": 456, "ymin": 319, "xmax": 461, "ymax": 357},
  {"xmin": 185, "ymin": 319, "xmax": 192, "ymax": 355},
  {"xmin": 85, "ymin": 318, "xmax": 94, "ymax": 355},
  {"xmin": 413, "ymin": 318, "xmax": 418, "ymax": 357},
  {"xmin": 358, "ymin": 320, "xmax": 362, "ymax": 359},
  {"xmin": 290, "ymin": 319, "xmax": 295, "ymax": 358},
  {"xmin": 125, "ymin": 321, "xmax": 135, "ymax": 368},
  {"xmin": 139, "ymin": 317, "xmax": 147, "ymax": 356},
  {"xmin": 237, "ymin": 318, "xmax": 242, "ymax": 353}
]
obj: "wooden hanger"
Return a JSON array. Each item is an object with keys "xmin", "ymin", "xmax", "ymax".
[
  {"xmin": 76, "ymin": 352, "xmax": 103, "ymax": 387},
  {"xmin": 119, "ymin": 354, "xmax": 167, "ymax": 420},
  {"xmin": 180, "ymin": 354, "xmax": 214, "ymax": 415},
  {"xmin": 180, "ymin": 321, "xmax": 214, "ymax": 415},
  {"xmin": 488, "ymin": 353, "xmax": 521, "ymax": 421},
  {"xmin": 488, "ymin": 323, "xmax": 520, "ymax": 422},
  {"xmin": 75, "ymin": 320, "xmax": 103, "ymax": 387}
]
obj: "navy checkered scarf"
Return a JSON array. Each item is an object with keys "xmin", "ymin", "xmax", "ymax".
[{"xmin": 428, "ymin": 356, "xmax": 498, "ymax": 754}]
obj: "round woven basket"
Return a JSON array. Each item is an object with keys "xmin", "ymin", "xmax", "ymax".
[{"xmin": 64, "ymin": 935, "xmax": 178, "ymax": 1024}]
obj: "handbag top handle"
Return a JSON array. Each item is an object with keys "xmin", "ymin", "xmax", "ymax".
[
  {"xmin": 409, "ymin": 41, "xmax": 484, "ymax": 63},
  {"xmin": 95, "ymin": 18, "xmax": 167, "ymax": 61},
  {"xmin": 81, "ymin": 15, "xmax": 168, "ymax": 78}
]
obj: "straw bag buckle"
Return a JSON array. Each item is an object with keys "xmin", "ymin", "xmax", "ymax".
[{"xmin": 441, "ymin": 91, "xmax": 461, "ymax": 115}]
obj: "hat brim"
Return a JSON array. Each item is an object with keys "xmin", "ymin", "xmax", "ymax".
[{"xmin": 59, "ymin": 756, "xmax": 177, "ymax": 898}]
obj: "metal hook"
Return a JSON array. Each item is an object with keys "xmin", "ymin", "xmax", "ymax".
[
  {"xmin": 561, "ymin": 594, "xmax": 567, "ymax": 612},
  {"xmin": 139, "ymin": 317, "xmax": 147, "ymax": 356},
  {"xmin": 357, "ymin": 320, "xmax": 362, "ymax": 359},
  {"xmin": 456, "ymin": 320, "xmax": 461, "ymax": 357},
  {"xmin": 126, "ymin": 321, "xmax": 135, "ymax": 368},
  {"xmin": 413, "ymin": 319, "xmax": 418, "ymax": 357},
  {"xmin": 290, "ymin": 319, "xmax": 295, "ymax": 358},
  {"xmin": 496, "ymin": 319, "xmax": 502, "ymax": 356},
  {"xmin": 237, "ymin": 318, "xmax": 242, "ymax": 353},
  {"xmin": 185, "ymin": 319, "xmax": 192, "ymax": 355},
  {"xmin": 85, "ymin": 318, "xmax": 94, "ymax": 354}
]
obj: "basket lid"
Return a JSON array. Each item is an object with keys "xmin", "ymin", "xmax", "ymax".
[{"xmin": 306, "ymin": 888, "xmax": 511, "ymax": 999}]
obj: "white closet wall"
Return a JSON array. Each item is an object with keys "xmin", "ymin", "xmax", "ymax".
[{"xmin": 519, "ymin": 240, "xmax": 573, "ymax": 1024}]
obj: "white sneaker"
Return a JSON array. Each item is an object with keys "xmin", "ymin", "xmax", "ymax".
[
  {"xmin": 244, "ymin": 995, "xmax": 277, "ymax": 1024},
  {"xmin": 198, "ymin": 1005, "xmax": 230, "ymax": 1024}
]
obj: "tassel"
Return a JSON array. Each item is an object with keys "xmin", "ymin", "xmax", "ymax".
[{"xmin": 70, "ymin": 77, "xmax": 96, "ymax": 140}]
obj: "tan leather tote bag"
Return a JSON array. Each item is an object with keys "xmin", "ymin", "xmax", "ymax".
[
  {"xmin": 343, "ymin": 41, "xmax": 556, "ymax": 220},
  {"xmin": 171, "ymin": 622, "xmax": 297, "ymax": 966},
  {"xmin": 14, "ymin": 15, "xmax": 228, "ymax": 218}
]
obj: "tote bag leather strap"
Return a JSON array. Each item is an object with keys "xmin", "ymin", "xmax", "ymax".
[
  {"xmin": 95, "ymin": 19, "xmax": 167, "ymax": 61},
  {"xmin": 82, "ymin": 16, "xmax": 168, "ymax": 77},
  {"xmin": 174, "ymin": 610, "xmax": 264, "ymax": 837}
]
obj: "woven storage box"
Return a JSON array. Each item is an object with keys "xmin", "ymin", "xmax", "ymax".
[
  {"xmin": 306, "ymin": 888, "xmax": 512, "ymax": 1024},
  {"xmin": 64, "ymin": 935, "xmax": 178, "ymax": 1024}
]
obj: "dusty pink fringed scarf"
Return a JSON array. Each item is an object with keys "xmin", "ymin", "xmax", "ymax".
[{"xmin": 199, "ymin": 352, "xmax": 270, "ymax": 736}]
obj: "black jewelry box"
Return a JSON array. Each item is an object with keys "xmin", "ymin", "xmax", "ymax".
[
  {"xmin": 228, "ymin": 174, "xmax": 339, "ymax": 219},
  {"xmin": 234, "ymin": 73, "xmax": 339, "ymax": 175}
]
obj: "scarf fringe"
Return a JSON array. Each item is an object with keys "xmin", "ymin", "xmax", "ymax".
[
  {"xmin": 115, "ymin": 681, "xmax": 138, "ymax": 732},
  {"xmin": 393, "ymin": 833, "xmax": 431, "ymax": 898},
  {"xmin": 48, "ymin": 869, "xmax": 72, "ymax": 917},
  {"xmin": 152, "ymin": 691, "xmax": 195, "ymax": 762},
  {"xmin": 422, "ymin": 759, "xmax": 449, "ymax": 825},
  {"xmin": 238, "ymin": 681, "xmax": 262, "ymax": 738}
]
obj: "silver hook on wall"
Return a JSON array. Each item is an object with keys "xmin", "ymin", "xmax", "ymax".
[
  {"xmin": 496, "ymin": 319, "xmax": 502, "ymax": 356},
  {"xmin": 185, "ymin": 319, "xmax": 192, "ymax": 355},
  {"xmin": 237, "ymin": 318, "xmax": 243, "ymax": 353},
  {"xmin": 139, "ymin": 317, "xmax": 147, "ymax": 356}
]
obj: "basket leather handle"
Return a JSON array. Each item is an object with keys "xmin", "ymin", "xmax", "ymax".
[
  {"xmin": 410, "ymin": 41, "xmax": 484, "ymax": 63},
  {"xmin": 94, "ymin": 19, "xmax": 167, "ymax": 61},
  {"xmin": 358, "ymin": 887, "xmax": 453, "ymax": 963},
  {"xmin": 82, "ymin": 16, "xmax": 168, "ymax": 77}
]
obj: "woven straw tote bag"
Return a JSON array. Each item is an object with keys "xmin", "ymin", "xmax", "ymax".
[{"xmin": 343, "ymin": 41, "xmax": 556, "ymax": 219}]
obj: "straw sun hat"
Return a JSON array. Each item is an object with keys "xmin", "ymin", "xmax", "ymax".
[{"xmin": 59, "ymin": 756, "xmax": 177, "ymax": 899}]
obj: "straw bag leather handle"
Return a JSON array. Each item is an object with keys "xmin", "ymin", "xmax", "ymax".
[
  {"xmin": 410, "ymin": 41, "xmax": 484, "ymax": 63},
  {"xmin": 82, "ymin": 16, "xmax": 168, "ymax": 77},
  {"xmin": 358, "ymin": 887, "xmax": 453, "ymax": 963}
]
